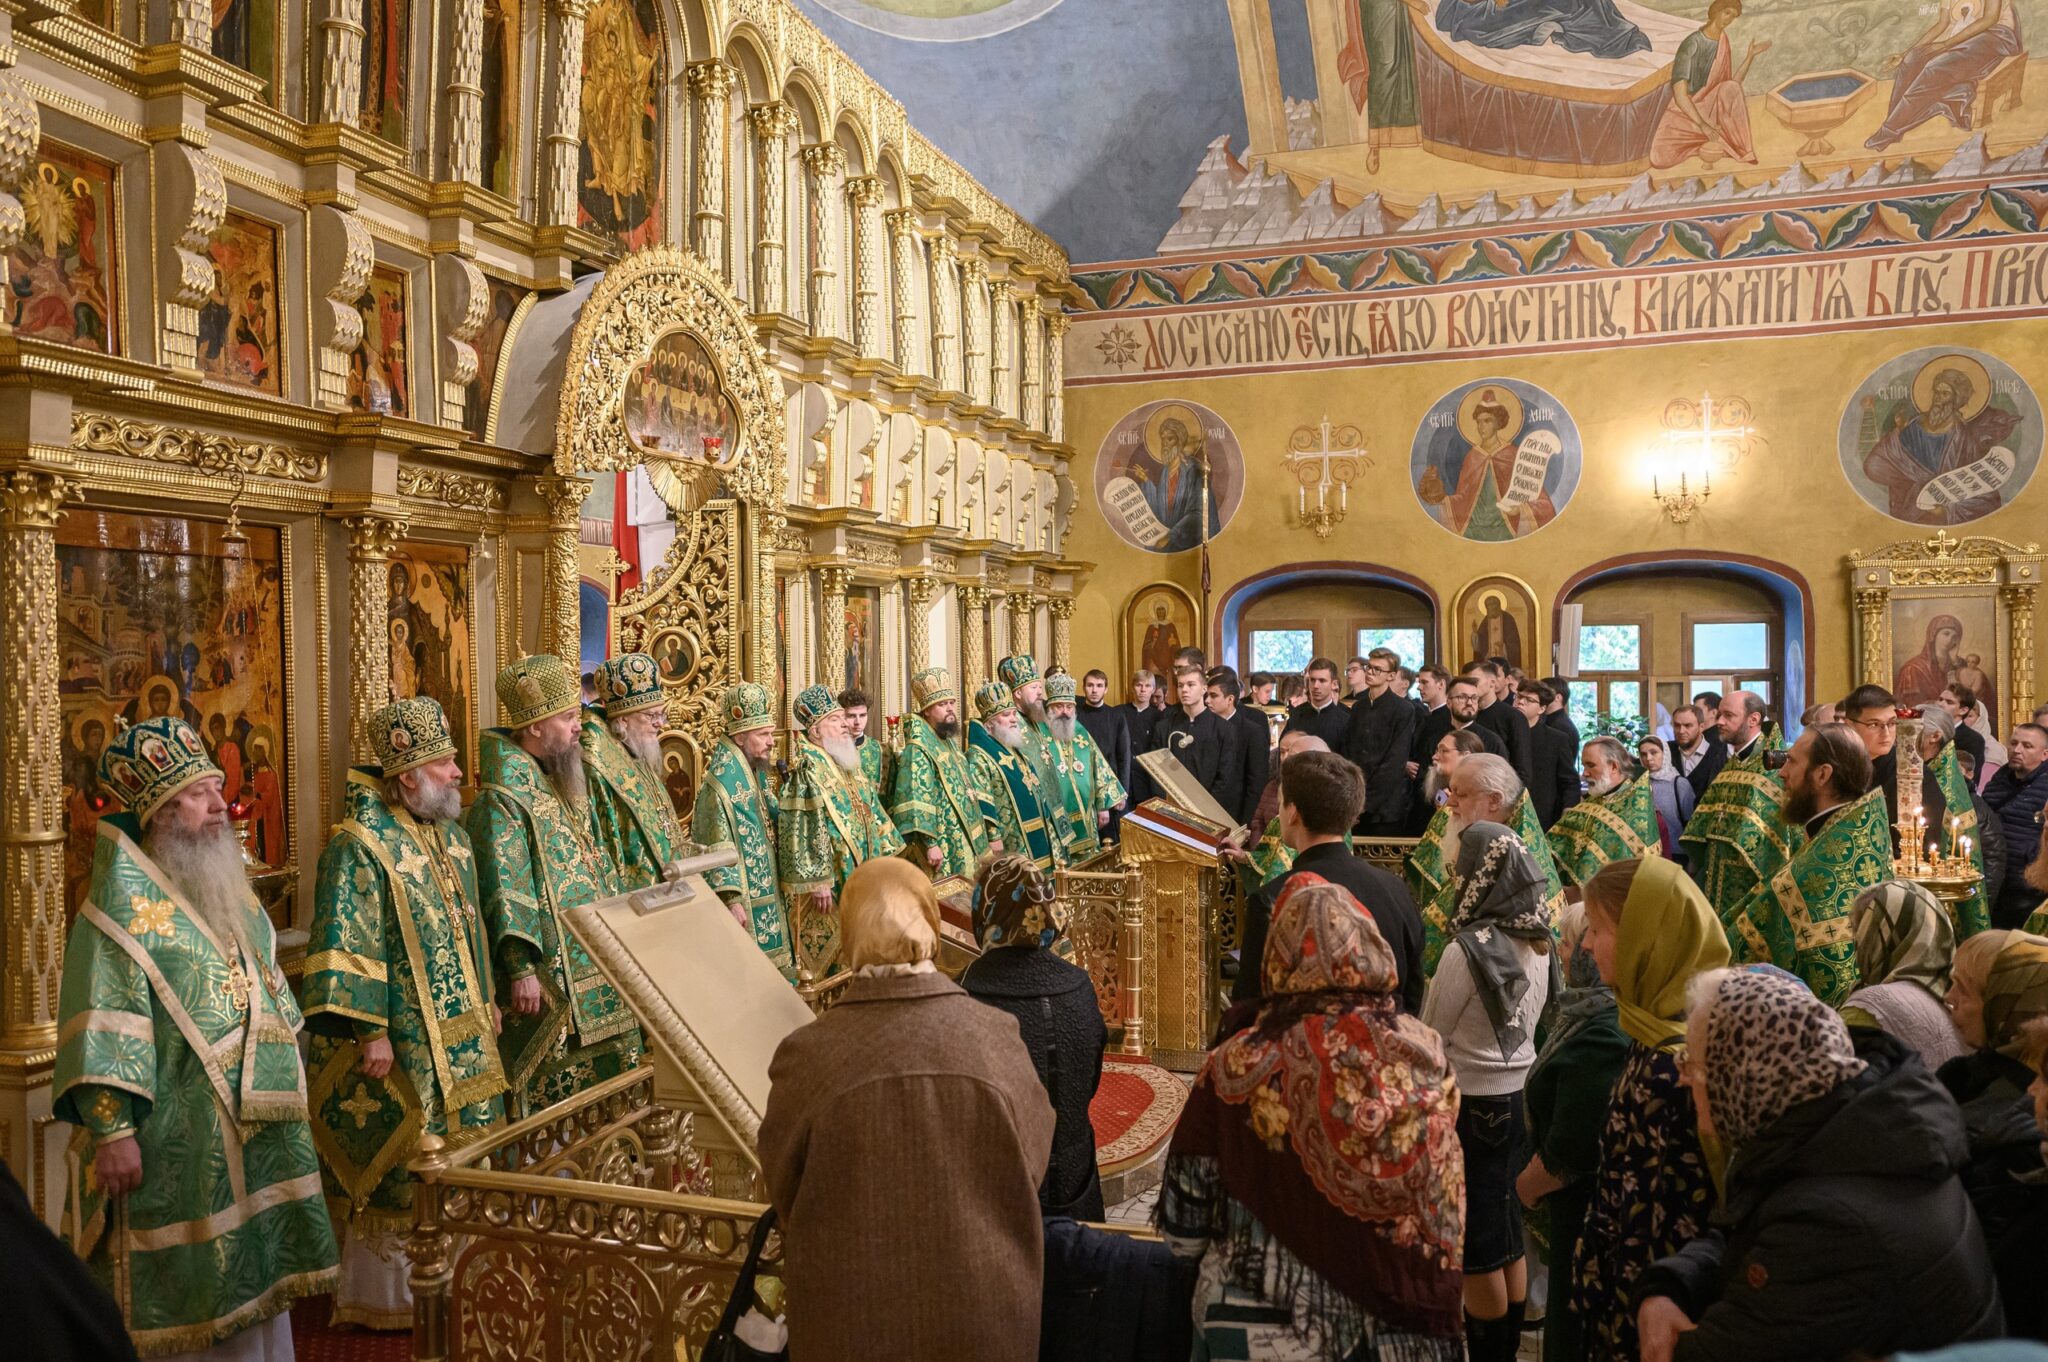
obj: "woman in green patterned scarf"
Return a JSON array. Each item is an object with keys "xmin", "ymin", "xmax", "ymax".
[
  {"xmin": 1842, "ymin": 880, "xmax": 1965, "ymax": 1071},
  {"xmin": 1942, "ymin": 930, "xmax": 2048, "ymax": 1114}
]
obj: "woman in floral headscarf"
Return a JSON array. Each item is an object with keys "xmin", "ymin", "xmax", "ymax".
[
  {"xmin": 1633, "ymin": 967, "xmax": 1999, "ymax": 1362},
  {"xmin": 1841, "ymin": 879, "xmax": 1966, "ymax": 1070},
  {"xmin": 960, "ymin": 852, "xmax": 1109, "ymax": 1221},
  {"xmin": 1158, "ymin": 874, "xmax": 1465, "ymax": 1361}
]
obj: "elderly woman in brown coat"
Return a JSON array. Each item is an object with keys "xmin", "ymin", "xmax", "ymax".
[{"xmin": 758, "ymin": 857, "xmax": 1056, "ymax": 1362}]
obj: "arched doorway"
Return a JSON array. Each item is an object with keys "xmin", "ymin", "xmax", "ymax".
[
  {"xmin": 1555, "ymin": 552, "xmax": 1813, "ymax": 738},
  {"xmin": 1217, "ymin": 563, "xmax": 1440, "ymax": 682}
]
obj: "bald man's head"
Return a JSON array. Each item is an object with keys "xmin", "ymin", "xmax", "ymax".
[{"xmin": 1278, "ymin": 731, "xmax": 1329, "ymax": 769}]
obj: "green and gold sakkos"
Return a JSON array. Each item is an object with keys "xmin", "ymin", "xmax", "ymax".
[
  {"xmin": 1548, "ymin": 774, "xmax": 1662, "ymax": 886},
  {"xmin": 1927, "ymin": 742, "xmax": 1991, "ymax": 938},
  {"xmin": 55, "ymin": 817, "xmax": 338, "ymax": 1357},
  {"xmin": 692, "ymin": 736, "xmax": 791, "ymax": 977},
  {"xmin": 581, "ymin": 711, "xmax": 688, "ymax": 889},
  {"xmin": 304, "ymin": 769, "xmax": 508, "ymax": 1224},
  {"xmin": 467, "ymin": 727, "xmax": 642, "ymax": 1116},
  {"xmin": 777, "ymin": 733, "xmax": 906, "ymax": 975},
  {"xmin": 1044, "ymin": 724, "xmax": 1126, "ymax": 859},
  {"xmin": 968, "ymin": 718, "xmax": 1067, "ymax": 874},
  {"xmin": 858, "ymin": 736, "xmax": 895, "ymax": 803},
  {"xmin": 1406, "ymin": 795, "xmax": 1565, "ymax": 974},
  {"xmin": 1681, "ymin": 745, "xmax": 1804, "ymax": 919},
  {"xmin": 1723, "ymin": 786, "xmax": 1894, "ymax": 1005},
  {"xmin": 887, "ymin": 713, "xmax": 993, "ymax": 879}
]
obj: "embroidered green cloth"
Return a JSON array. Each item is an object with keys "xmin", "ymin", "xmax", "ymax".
[
  {"xmin": 691, "ymin": 737, "xmax": 791, "ymax": 978},
  {"xmin": 1045, "ymin": 726, "xmax": 1128, "ymax": 859},
  {"xmin": 55, "ymin": 816, "xmax": 337, "ymax": 1356},
  {"xmin": 467, "ymin": 728, "xmax": 642, "ymax": 1117},
  {"xmin": 1549, "ymin": 775, "xmax": 1662, "ymax": 887},
  {"xmin": 304, "ymin": 770, "xmax": 507, "ymax": 1224},
  {"xmin": 1680, "ymin": 750, "xmax": 1804, "ymax": 922},
  {"xmin": 1723, "ymin": 787, "xmax": 1894, "ymax": 1006},
  {"xmin": 968, "ymin": 719, "xmax": 1066, "ymax": 873},
  {"xmin": 776, "ymin": 735, "xmax": 906, "ymax": 976},
  {"xmin": 1927, "ymin": 743, "xmax": 1991, "ymax": 939},
  {"xmin": 1406, "ymin": 795, "xmax": 1566, "ymax": 974},
  {"xmin": 887, "ymin": 714, "xmax": 992, "ymax": 879},
  {"xmin": 858, "ymin": 738, "xmax": 895, "ymax": 804},
  {"xmin": 581, "ymin": 712, "xmax": 687, "ymax": 890}
]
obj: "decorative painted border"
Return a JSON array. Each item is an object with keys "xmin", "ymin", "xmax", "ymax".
[{"xmin": 808, "ymin": 0, "xmax": 1067, "ymax": 42}]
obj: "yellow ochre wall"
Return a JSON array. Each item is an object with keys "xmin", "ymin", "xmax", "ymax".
[{"xmin": 1063, "ymin": 314, "xmax": 2048, "ymax": 716}]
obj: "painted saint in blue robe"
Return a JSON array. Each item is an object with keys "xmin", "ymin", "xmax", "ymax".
[{"xmin": 1435, "ymin": 0, "xmax": 1652, "ymax": 60}]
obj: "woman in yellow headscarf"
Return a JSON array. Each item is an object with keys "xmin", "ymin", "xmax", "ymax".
[
  {"xmin": 1565, "ymin": 857, "xmax": 1730, "ymax": 1362},
  {"xmin": 758, "ymin": 857, "xmax": 1054, "ymax": 1362}
]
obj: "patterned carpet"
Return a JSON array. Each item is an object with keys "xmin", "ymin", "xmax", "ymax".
[
  {"xmin": 1091, "ymin": 1055, "xmax": 1187, "ymax": 1176},
  {"xmin": 291, "ymin": 1298, "xmax": 409, "ymax": 1362}
]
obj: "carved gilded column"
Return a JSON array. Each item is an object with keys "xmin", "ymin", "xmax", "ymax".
[
  {"xmin": 799, "ymin": 143, "xmax": 846, "ymax": 340},
  {"xmin": 927, "ymin": 235, "xmax": 960, "ymax": 391},
  {"xmin": 961, "ymin": 256, "xmax": 989, "ymax": 406},
  {"xmin": 687, "ymin": 62, "xmax": 739, "ymax": 279},
  {"xmin": 152, "ymin": 143, "xmax": 227, "ymax": 381},
  {"xmin": 988, "ymin": 279, "xmax": 1014, "ymax": 418},
  {"xmin": 1045, "ymin": 313, "xmax": 1068, "ymax": 443},
  {"xmin": 747, "ymin": 102, "xmax": 796, "ymax": 314},
  {"xmin": 2004, "ymin": 584, "xmax": 2037, "ymax": 726},
  {"xmin": 1009, "ymin": 590, "xmax": 1038, "ymax": 660},
  {"xmin": 879, "ymin": 581, "xmax": 904, "ymax": 719},
  {"xmin": 818, "ymin": 565, "xmax": 851, "ymax": 696},
  {"xmin": 311, "ymin": 205, "xmax": 374, "ymax": 410},
  {"xmin": 959, "ymin": 585, "xmax": 991, "ymax": 697},
  {"xmin": 845, "ymin": 176, "xmax": 886, "ymax": 360},
  {"xmin": 1854, "ymin": 587, "xmax": 1888, "ymax": 687},
  {"xmin": 546, "ymin": 0, "xmax": 593, "ymax": 226},
  {"xmin": 906, "ymin": 575, "xmax": 939, "ymax": 673},
  {"xmin": 0, "ymin": 74, "xmax": 41, "ymax": 325},
  {"xmin": 436, "ymin": 255, "xmax": 489, "ymax": 427},
  {"xmin": 886, "ymin": 210, "xmax": 923, "ymax": 374},
  {"xmin": 1049, "ymin": 595, "xmax": 1075, "ymax": 674},
  {"xmin": 445, "ymin": 0, "xmax": 485, "ymax": 182},
  {"xmin": 318, "ymin": 0, "xmax": 366, "ymax": 124},
  {"xmin": 0, "ymin": 471, "xmax": 76, "ymax": 1052},
  {"xmin": 1019, "ymin": 295, "xmax": 1043, "ymax": 432},
  {"xmin": 343, "ymin": 512, "xmax": 408, "ymax": 766},
  {"xmin": 535, "ymin": 475, "xmax": 589, "ymax": 662}
]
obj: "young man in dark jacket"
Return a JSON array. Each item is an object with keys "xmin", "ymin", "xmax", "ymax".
[
  {"xmin": 1469, "ymin": 661, "xmax": 1533, "ymax": 786},
  {"xmin": 1282, "ymin": 657, "xmax": 1353, "ymax": 749},
  {"xmin": 1075, "ymin": 668, "xmax": 1132, "ymax": 837},
  {"xmin": 1147, "ymin": 664, "xmax": 1239, "ymax": 816},
  {"xmin": 1339, "ymin": 647, "xmax": 1419, "ymax": 837},
  {"xmin": 1983, "ymin": 722, "xmax": 2048, "ymax": 926},
  {"xmin": 1515, "ymin": 682, "xmax": 1580, "ymax": 829},
  {"xmin": 1204, "ymin": 667, "xmax": 1269, "ymax": 828}
]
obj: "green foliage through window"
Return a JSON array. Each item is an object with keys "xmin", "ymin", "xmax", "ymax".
[
  {"xmin": 1250, "ymin": 629, "xmax": 1315, "ymax": 675},
  {"xmin": 1578, "ymin": 624, "xmax": 1641, "ymax": 671},
  {"xmin": 1358, "ymin": 628, "xmax": 1428, "ymax": 670}
]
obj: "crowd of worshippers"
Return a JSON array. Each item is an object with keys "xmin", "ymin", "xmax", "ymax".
[{"xmin": 34, "ymin": 633, "xmax": 2048, "ymax": 1362}]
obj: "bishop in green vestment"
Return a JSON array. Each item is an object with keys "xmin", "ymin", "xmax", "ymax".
[
  {"xmin": 967, "ymin": 679, "xmax": 1068, "ymax": 874},
  {"xmin": 999, "ymin": 653, "xmax": 1067, "ymax": 835},
  {"xmin": 692, "ymin": 682, "xmax": 793, "ymax": 978},
  {"xmin": 55, "ymin": 716, "xmax": 337, "ymax": 1357},
  {"xmin": 888, "ymin": 667, "xmax": 995, "ymax": 879},
  {"xmin": 305, "ymin": 698, "xmax": 507, "ymax": 1326},
  {"xmin": 1724, "ymin": 726, "xmax": 1894, "ymax": 1004},
  {"xmin": 1406, "ymin": 753, "xmax": 1565, "ymax": 973},
  {"xmin": 469, "ymin": 656, "xmax": 642, "ymax": 1117},
  {"xmin": 1548, "ymin": 741, "xmax": 1662, "ymax": 886},
  {"xmin": 776, "ymin": 684, "xmax": 906, "ymax": 978},
  {"xmin": 588, "ymin": 652, "xmax": 688, "ymax": 887},
  {"xmin": 1043, "ymin": 672, "xmax": 1127, "ymax": 860}
]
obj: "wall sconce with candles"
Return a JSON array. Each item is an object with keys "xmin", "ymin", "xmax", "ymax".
[
  {"xmin": 1652, "ymin": 392, "xmax": 1761, "ymax": 523},
  {"xmin": 1287, "ymin": 416, "xmax": 1369, "ymax": 539}
]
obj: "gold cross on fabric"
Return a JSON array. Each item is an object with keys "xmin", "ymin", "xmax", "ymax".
[
  {"xmin": 396, "ymin": 846, "xmax": 430, "ymax": 880},
  {"xmin": 339, "ymin": 1082, "xmax": 382, "ymax": 1130},
  {"xmin": 127, "ymin": 896, "xmax": 177, "ymax": 939},
  {"xmin": 219, "ymin": 957, "xmax": 251, "ymax": 1013}
]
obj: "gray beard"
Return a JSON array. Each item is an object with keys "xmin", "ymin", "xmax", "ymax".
[
  {"xmin": 612, "ymin": 725, "xmax": 663, "ymax": 768},
  {"xmin": 1018, "ymin": 696, "xmax": 1047, "ymax": 726},
  {"xmin": 1423, "ymin": 768, "xmax": 1447, "ymax": 806},
  {"xmin": 990, "ymin": 719, "xmax": 1026, "ymax": 750},
  {"xmin": 146, "ymin": 821, "xmax": 253, "ymax": 944},
  {"xmin": 817, "ymin": 734, "xmax": 860, "ymax": 771},
  {"xmin": 402, "ymin": 774, "xmax": 463, "ymax": 824},
  {"xmin": 1588, "ymin": 774, "xmax": 1624, "ymax": 799},
  {"xmin": 1048, "ymin": 714, "xmax": 1077, "ymax": 743},
  {"xmin": 539, "ymin": 744, "xmax": 587, "ymax": 805},
  {"xmin": 1443, "ymin": 810, "xmax": 1468, "ymax": 847}
]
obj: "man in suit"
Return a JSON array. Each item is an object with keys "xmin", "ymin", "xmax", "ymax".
[
  {"xmin": 1408, "ymin": 663, "xmax": 1454, "ymax": 775},
  {"xmin": 1148, "ymin": 663, "xmax": 1239, "ymax": 815},
  {"xmin": 1341, "ymin": 647, "xmax": 1419, "ymax": 837},
  {"xmin": 1515, "ymin": 681, "xmax": 1581, "ymax": 828},
  {"xmin": 1283, "ymin": 656, "xmax": 1353, "ymax": 748},
  {"xmin": 1469, "ymin": 659, "xmax": 1533, "ymax": 786},
  {"xmin": 1541, "ymin": 674, "xmax": 1582, "ymax": 751},
  {"xmin": 1205, "ymin": 666, "xmax": 1270, "ymax": 827},
  {"xmin": 1672, "ymin": 701, "xmax": 1728, "ymax": 800},
  {"xmin": 1077, "ymin": 668, "xmax": 1133, "ymax": 838},
  {"xmin": 1117, "ymin": 670, "xmax": 1163, "ymax": 808},
  {"xmin": 1232, "ymin": 750, "xmax": 1425, "ymax": 1014}
]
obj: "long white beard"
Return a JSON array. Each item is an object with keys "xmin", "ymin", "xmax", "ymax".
[
  {"xmin": 146, "ymin": 821, "xmax": 254, "ymax": 943},
  {"xmin": 1048, "ymin": 714, "xmax": 1077, "ymax": 743},
  {"xmin": 1443, "ymin": 810, "xmax": 1468, "ymax": 847},
  {"xmin": 817, "ymin": 734, "xmax": 860, "ymax": 771},
  {"xmin": 1588, "ymin": 773, "xmax": 1624, "ymax": 799},
  {"xmin": 402, "ymin": 773, "xmax": 463, "ymax": 823},
  {"xmin": 610, "ymin": 722, "xmax": 663, "ymax": 769},
  {"xmin": 990, "ymin": 718, "xmax": 1026, "ymax": 750},
  {"xmin": 538, "ymin": 743, "xmax": 587, "ymax": 805}
]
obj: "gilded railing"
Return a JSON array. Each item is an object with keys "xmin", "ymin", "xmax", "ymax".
[
  {"xmin": 406, "ymin": 1069, "xmax": 776, "ymax": 1362},
  {"xmin": 1058, "ymin": 847, "xmax": 1146, "ymax": 1057},
  {"xmin": 1354, "ymin": 837, "xmax": 1421, "ymax": 879}
]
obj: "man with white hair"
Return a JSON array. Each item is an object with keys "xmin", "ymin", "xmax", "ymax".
[
  {"xmin": 587, "ymin": 652, "xmax": 687, "ymax": 887},
  {"xmin": 967, "ymin": 679, "xmax": 1068, "ymax": 874},
  {"xmin": 470, "ymin": 655, "xmax": 642, "ymax": 1117},
  {"xmin": 56, "ymin": 715, "xmax": 337, "ymax": 1357},
  {"xmin": 1406, "ymin": 752, "xmax": 1564, "ymax": 972},
  {"xmin": 888, "ymin": 667, "xmax": 999, "ymax": 879},
  {"xmin": 306, "ymin": 697, "xmax": 507, "ymax": 1326},
  {"xmin": 1043, "ymin": 672, "xmax": 1127, "ymax": 859},
  {"xmin": 1546, "ymin": 735, "xmax": 1663, "ymax": 887},
  {"xmin": 692, "ymin": 682, "xmax": 793, "ymax": 977},
  {"xmin": 998, "ymin": 653, "xmax": 1064, "ymax": 815},
  {"xmin": 776, "ymin": 684, "xmax": 906, "ymax": 978}
]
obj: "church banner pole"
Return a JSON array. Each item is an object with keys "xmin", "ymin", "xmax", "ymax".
[{"xmin": 1198, "ymin": 454, "xmax": 1212, "ymax": 656}]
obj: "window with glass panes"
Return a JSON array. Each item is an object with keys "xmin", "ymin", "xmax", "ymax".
[
  {"xmin": 1568, "ymin": 622, "xmax": 1645, "ymax": 733},
  {"xmin": 1250, "ymin": 629, "xmax": 1316, "ymax": 676},
  {"xmin": 1684, "ymin": 617, "xmax": 1778, "ymax": 714},
  {"xmin": 1357, "ymin": 627, "xmax": 1428, "ymax": 671}
]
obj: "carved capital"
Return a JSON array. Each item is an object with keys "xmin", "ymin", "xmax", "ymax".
[
  {"xmin": 959, "ymin": 585, "xmax": 990, "ymax": 611},
  {"xmin": 535, "ymin": 474, "xmax": 591, "ymax": 526},
  {"xmin": 1047, "ymin": 595, "xmax": 1075, "ymax": 622},
  {"xmin": 747, "ymin": 101, "xmax": 797, "ymax": 142},
  {"xmin": 962, "ymin": 255, "xmax": 988, "ymax": 288},
  {"xmin": 1047, "ymin": 312, "xmax": 1071, "ymax": 339},
  {"xmin": 344, "ymin": 512, "xmax": 409, "ymax": 560},
  {"xmin": 817, "ymin": 564, "xmax": 853, "ymax": 598},
  {"xmin": 906, "ymin": 574, "xmax": 942, "ymax": 607},
  {"xmin": 845, "ymin": 175, "xmax": 885, "ymax": 209},
  {"xmin": 0, "ymin": 470, "xmax": 78, "ymax": 529},
  {"xmin": 885, "ymin": 208, "xmax": 920, "ymax": 238},
  {"xmin": 989, "ymin": 277, "xmax": 1013, "ymax": 305},
  {"xmin": 798, "ymin": 142, "xmax": 846, "ymax": 182},
  {"xmin": 685, "ymin": 60, "xmax": 739, "ymax": 101},
  {"xmin": 929, "ymin": 234, "xmax": 958, "ymax": 267}
]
